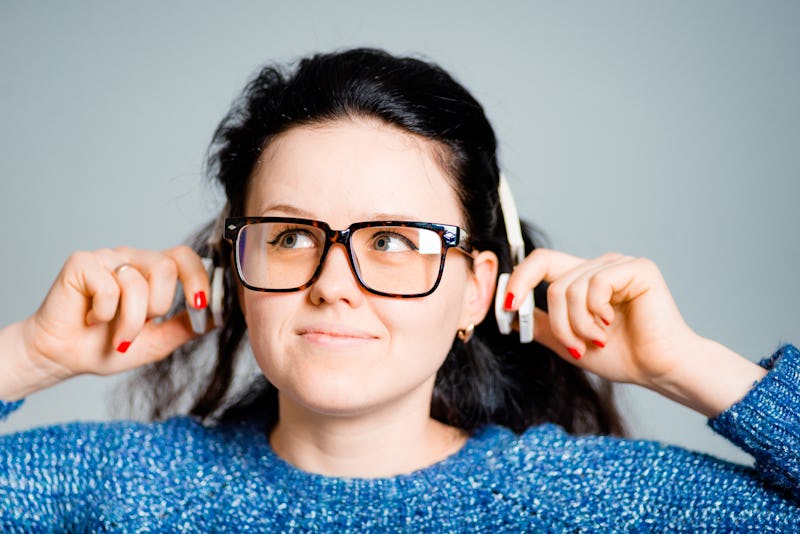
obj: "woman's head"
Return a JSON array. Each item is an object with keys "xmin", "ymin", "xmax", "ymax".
[
  {"xmin": 131, "ymin": 48, "xmax": 624, "ymax": 437},
  {"xmin": 238, "ymin": 118, "xmax": 497, "ymax": 417},
  {"xmin": 208, "ymin": 47, "xmax": 510, "ymax": 420}
]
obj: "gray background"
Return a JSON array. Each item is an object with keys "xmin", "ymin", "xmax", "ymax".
[{"xmin": 1, "ymin": 1, "xmax": 798, "ymax": 465}]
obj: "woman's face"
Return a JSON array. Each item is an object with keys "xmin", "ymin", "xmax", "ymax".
[{"xmin": 241, "ymin": 118, "xmax": 495, "ymax": 418}]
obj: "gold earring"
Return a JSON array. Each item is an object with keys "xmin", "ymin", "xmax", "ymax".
[{"xmin": 457, "ymin": 324, "xmax": 475, "ymax": 342}]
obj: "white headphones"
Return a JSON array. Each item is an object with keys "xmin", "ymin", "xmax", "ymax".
[
  {"xmin": 188, "ymin": 191, "xmax": 535, "ymax": 341},
  {"xmin": 493, "ymin": 174, "xmax": 534, "ymax": 343},
  {"xmin": 188, "ymin": 206, "xmax": 227, "ymax": 335}
]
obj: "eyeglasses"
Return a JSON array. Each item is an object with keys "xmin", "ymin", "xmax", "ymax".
[{"xmin": 224, "ymin": 217, "xmax": 473, "ymax": 298}]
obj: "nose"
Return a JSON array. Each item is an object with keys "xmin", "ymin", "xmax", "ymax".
[{"xmin": 308, "ymin": 242, "xmax": 365, "ymax": 306}]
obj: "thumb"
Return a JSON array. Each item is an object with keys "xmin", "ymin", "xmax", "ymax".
[{"xmin": 123, "ymin": 312, "xmax": 202, "ymax": 366}]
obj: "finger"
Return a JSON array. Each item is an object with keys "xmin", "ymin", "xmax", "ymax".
[
  {"xmin": 109, "ymin": 263, "xmax": 149, "ymax": 353},
  {"xmin": 59, "ymin": 251, "xmax": 121, "ymax": 326},
  {"xmin": 564, "ymin": 256, "xmax": 632, "ymax": 348},
  {"xmin": 586, "ymin": 256, "xmax": 663, "ymax": 311},
  {"xmin": 90, "ymin": 311, "xmax": 202, "ymax": 376},
  {"xmin": 530, "ymin": 308, "xmax": 576, "ymax": 362},
  {"xmin": 90, "ymin": 248, "xmax": 156, "ymax": 350},
  {"xmin": 502, "ymin": 249, "xmax": 584, "ymax": 311},
  {"xmin": 113, "ymin": 312, "xmax": 200, "ymax": 368},
  {"xmin": 162, "ymin": 245, "xmax": 211, "ymax": 311},
  {"xmin": 545, "ymin": 253, "xmax": 625, "ymax": 356},
  {"xmin": 112, "ymin": 246, "xmax": 178, "ymax": 319}
]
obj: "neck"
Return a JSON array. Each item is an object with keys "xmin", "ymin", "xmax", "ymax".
[{"xmin": 269, "ymin": 380, "xmax": 467, "ymax": 478}]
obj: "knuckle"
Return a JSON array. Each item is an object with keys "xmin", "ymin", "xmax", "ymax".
[
  {"xmin": 171, "ymin": 244, "xmax": 196, "ymax": 259},
  {"xmin": 66, "ymin": 250, "xmax": 92, "ymax": 267},
  {"xmin": 564, "ymin": 283, "xmax": 583, "ymax": 303},
  {"xmin": 586, "ymin": 296, "xmax": 605, "ymax": 315},
  {"xmin": 128, "ymin": 270, "xmax": 149, "ymax": 290},
  {"xmin": 601, "ymin": 252, "xmax": 623, "ymax": 262},
  {"xmin": 526, "ymin": 248, "xmax": 547, "ymax": 261},
  {"xmin": 585, "ymin": 283, "xmax": 604, "ymax": 304},
  {"xmin": 152, "ymin": 255, "xmax": 179, "ymax": 280},
  {"xmin": 113, "ymin": 245, "xmax": 134, "ymax": 257},
  {"xmin": 546, "ymin": 281, "xmax": 563, "ymax": 301},
  {"xmin": 93, "ymin": 247, "xmax": 116, "ymax": 260},
  {"xmin": 97, "ymin": 282, "xmax": 120, "ymax": 302},
  {"xmin": 149, "ymin": 299, "xmax": 173, "ymax": 317},
  {"xmin": 634, "ymin": 256, "xmax": 658, "ymax": 272},
  {"xmin": 548, "ymin": 320, "xmax": 571, "ymax": 343},
  {"xmin": 589, "ymin": 269, "xmax": 611, "ymax": 288},
  {"xmin": 636, "ymin": 256, "xmax": 655, "ymax": 267}
]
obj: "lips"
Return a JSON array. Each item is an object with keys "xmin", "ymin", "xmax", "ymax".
[{"xmin": 296, "ymin": 323, "xmax": 379, "ymax": 345}]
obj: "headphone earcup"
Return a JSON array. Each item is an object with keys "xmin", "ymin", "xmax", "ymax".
[
  {"xmin": 494, "ymin": 273, "xmax": 513, "ymax": 335},
  {"xmin": 210, "ymin": 266, "xmax": 225, "ymax": 327}
]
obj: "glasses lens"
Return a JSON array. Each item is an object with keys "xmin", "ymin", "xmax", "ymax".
[
  {"xmin": 237, "ymin": 222, "xmax": 325, "ymax": 290},
  {"xmin": 351, "ymin": 226, "xmax": 443, "ymax": 295}
]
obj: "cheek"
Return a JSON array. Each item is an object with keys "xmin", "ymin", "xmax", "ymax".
[
  {"xmin": 381, "ymin": 277, "xmax": 466, "ymax": 360},
  {"xmin": 241, "ymin": 293, "xmax": 292, "ymax": 368}
]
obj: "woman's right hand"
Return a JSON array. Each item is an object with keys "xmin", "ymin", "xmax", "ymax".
[{"xmin": 1, "ymin": 246, "xmax": 211, "ymax": 401}]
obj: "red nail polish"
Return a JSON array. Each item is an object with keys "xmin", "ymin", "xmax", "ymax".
[
  {"xmin": 116, "ymin": 340, "xmax": 131, "ymax": 354},
  {"xmin": 194, "ymin": 291, "xmax": 208, "ymax": 310},
  {"xmin": 592, "ymin": 340, "xmax": 605, "ymax": 348},
  {"xmin": 601, "ymin": 318, "xmax": 610, "ymax": 326},
  {"xmin": 567, "ymin": 347, "xmax": 582, "ymax": 360},
  {"xmin": 503, "ymin": 292, "xmax": 515, "ymax": 310}
]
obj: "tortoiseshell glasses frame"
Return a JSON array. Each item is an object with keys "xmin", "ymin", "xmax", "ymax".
[{"xmin": 223, "ymin": 216, "xmax": 473, "ymax": 298}]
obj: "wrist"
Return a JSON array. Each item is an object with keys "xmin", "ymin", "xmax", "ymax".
[
  {"xmin": 0, "ymin": 320, "xmax": 66, "ymax": 402},
  {"xmin": 647, "ymin": 336, "xmax": 767, "ymax": 418}
]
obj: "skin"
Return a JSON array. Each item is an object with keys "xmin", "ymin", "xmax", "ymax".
[
  {"xmin": 241, "ymin": 118, "xmax": 497, "ymax": 476},
  {"xmin": 0, "ymin": 117, "xmax": 767, "ymax": 479}
]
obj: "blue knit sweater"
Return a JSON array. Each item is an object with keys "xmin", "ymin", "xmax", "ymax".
[{"xmin": 2, "ymin": 346, "xmax": 799, "ymax": 532}]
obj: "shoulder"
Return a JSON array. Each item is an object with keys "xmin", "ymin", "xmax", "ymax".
[
  {"xmin": 463, "ymin": 424, "xmax": 799, "ymax": 529},
  {"xmin": 471, "ymin": 423, "xmax": 753, "ymax": 482},
  {"xmin": 0, "ymin": 415, "xmax": 266, "ymax": 493},
  {"xmin": 466, "ymin": 423, "xmax": 764, "ymax": 510}
]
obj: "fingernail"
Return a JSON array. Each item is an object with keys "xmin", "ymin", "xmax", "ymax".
[
  {"xmin": 601, "ymin": 318, "xmax": 610, "ymax": 326},
  {"xmin": 194, "ymin": 291, "xmax": 208, "ymax": 310},
  {"xmin": 116, "ymin": 340, "xmax": 132, "ymax": 354},
  {"xmin": 503, "ymin": 292, "xmax": 515, "ymax": 310},
  {"xmin": 567, "ymin": 347, "xmax": 582, "ymax": 360},
  {"xmin": 592, "ymin": 340, "xmax": 605, "ymax": 348}
]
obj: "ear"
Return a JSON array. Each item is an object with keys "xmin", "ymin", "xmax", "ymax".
[{"xmin": 459, "ymin": 250, "xmax": 499, "ymax": 328}]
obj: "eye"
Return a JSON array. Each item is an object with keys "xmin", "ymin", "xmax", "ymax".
[
  {"xmin": 370, "ymin": 232, "xmax": 415, "ymax": 252},
  {"xmin": 271, "ymin": 229, "xmax": 316, "ymax": 249}
]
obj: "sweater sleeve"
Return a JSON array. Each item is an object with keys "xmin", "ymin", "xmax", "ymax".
[
  {"xmin": 496, "ymin": 345, "xmax": 800, "ymax": 530},
  {"xmin": 708, "ymin": 343, "xmax": 800, "ymax": 499},
  {"xmin": 0, "ymin": 402, "xmax": 96, "ymax": 531},
  {"xmin": 0, "ymin": 399, "xmax": 24, "ymax": 421}
]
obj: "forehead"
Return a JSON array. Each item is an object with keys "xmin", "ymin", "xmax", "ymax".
[{"xmin": 245, "ymin": 118, "xmax": 465, "ymax": 227}]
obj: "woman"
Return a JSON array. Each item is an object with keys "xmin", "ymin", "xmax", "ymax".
[{"xmin": 0, "ymin": 48, "xmax": 797, "ymax": 531}]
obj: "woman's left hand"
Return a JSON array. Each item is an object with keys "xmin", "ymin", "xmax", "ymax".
[{"xmin": 501, "ymin": 249, "xmax": 766, "ymax": 417}]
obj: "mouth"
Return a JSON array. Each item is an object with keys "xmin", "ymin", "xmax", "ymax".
[{"xmin": 296, "ymin": 324, "xmax": 379, "ymax": 347}]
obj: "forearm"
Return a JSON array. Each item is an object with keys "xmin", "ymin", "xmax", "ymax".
[
  {"xmin": 0, "ymin": 321, "xmax": 62, "ymax": 403},
  {"xmin": 648, "ymin": 336, "xmax": 767, "ymax": 418}
]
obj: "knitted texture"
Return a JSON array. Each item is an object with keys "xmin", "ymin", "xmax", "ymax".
[{"xmin": 1, "ymin": 346, "xmax": 799, "ymax": 532}]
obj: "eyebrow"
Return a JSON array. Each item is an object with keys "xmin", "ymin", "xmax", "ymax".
[{"xmin": 256, "ymin": 203, "xmax": 421, "ymax": 222}]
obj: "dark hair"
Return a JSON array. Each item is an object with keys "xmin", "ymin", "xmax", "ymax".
[{"xmin": 127, "ymin": 48, "xmax": 625, "ymax": 437}]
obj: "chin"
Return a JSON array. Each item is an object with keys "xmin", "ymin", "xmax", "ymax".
[
  {"xmin": 281, "ymin": 385, "xmax": 387, "ymax": 418},
  {"xmin": 271, "ymin": 365, "xmax": 392, "ymax": 417}
]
